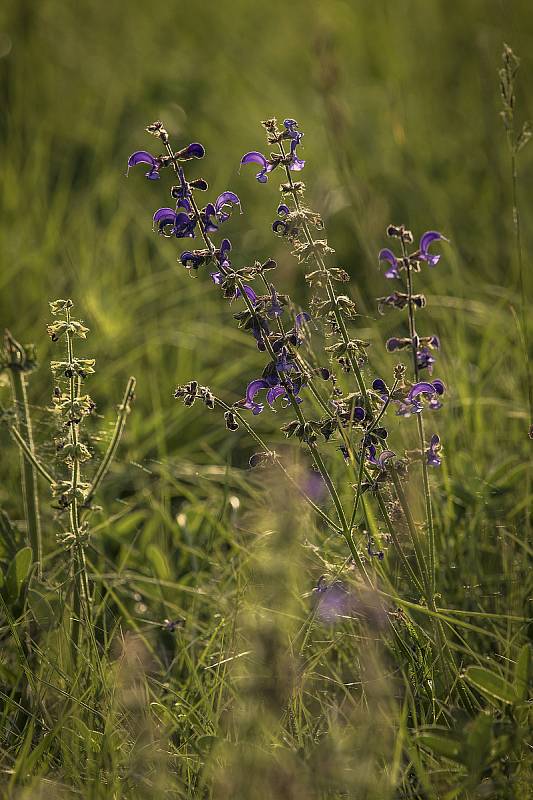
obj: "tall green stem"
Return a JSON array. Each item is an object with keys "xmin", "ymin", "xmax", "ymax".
[
  {"xmin": 65, "ymin": 309, "xmax": 91, "ymax": 656},
  {"xmin": 4, "ymin": 331, "xmax": 42, "ymax": 578}
]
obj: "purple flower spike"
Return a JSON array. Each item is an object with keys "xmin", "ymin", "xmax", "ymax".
[
  {"xmin": 426, "ymin": 434, "xmax": 442, "ymax": 467},
  {"xmin": 127, "ymin": 150, "xmax": 161, "ymax": 180},
  {"xmin": 378, "ymin": 248, "xmax": 400, "ymax": 279},
  {"xmin": 419, "ymin": 231, "xmax": 447, "ymax": 266},
  {"xmin": 240, "ymin": 151, "xmax": 273, "ymax": 183}
]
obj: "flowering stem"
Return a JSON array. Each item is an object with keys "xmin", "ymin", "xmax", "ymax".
[
  {"xmin": 401, "ymin": 238, "xmax": 436, "ymax": 598},
  {"xmin": 277, "ymin": 141, "xmax": 370, "ymax": 406},
  {"xmin": 65, "ymin": 308, "xmax": 91, "ymax": 655},
  {"xmin": 4, "ymin": 333, "xmax": 43, "ymax": 578}
]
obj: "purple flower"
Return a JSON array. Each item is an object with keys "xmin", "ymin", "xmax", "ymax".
[
  {"xmin": 240, "ymin": 151, "xmax": 274, "ymax": 183},
  {"xmin": 153, "ymin": 208, "xmax": 196, "ymax": 238},
  {"xmin": 127, "ymin": 150, "xmax": 161, "ymax": 180},
  {"xmin": 397, "ymin": 380, "xmax": 446, "ymax": 416},
  {"xmin": 367, "ymin": 444, "xmax": 395, "ymax": 471},
  {"xmin": 426, "ymin": 434, "xmax": 442, "ymax": 466},
  {"xmin": 240, "ymin": 376, "xmax": 302, "ymax": 415},
  {"xmin": 378, "ymin": 248, "xmax": 400, "ymax": 279},
  {"xmin": 241, "ymin": 379, "xmax": 269, "ymax": 415},
  {"xmin": 215, "ymin": 191, "xmax": 241, "ymax": 223},
  {"xmin": 418, "ymin": 231, "xmax": 446, "ymax": 266}
]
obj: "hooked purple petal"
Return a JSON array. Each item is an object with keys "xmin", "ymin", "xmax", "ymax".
[
  {"xmin": 246, "ymin": 379, "xmax": 270, "ymax": 405},
  {"xmin": 128, "ymin": 150, "xmax": 157, "ymax": 169},
  {"xmin": 215, "ymin": 191, "xmax": 241, "ymax": 214},
  {"xmin": 432, "ymin": 379, "xmax": 445, "ymax": 395},
  {"xmin": 378, "ymin": 248, "xmax": 399, "ymax": 279},
  {"xmin": 407, "ymin": 382, "xmax": 437, "ymax": 401},
  {"xmin": 153, "ymin": 207, "xmax": 176, "ymax": 225},
  {"xmin": 266, "ymin": 385, "xmax": 286, "ymax": 406},
  {"xmin": 419, "ymin": 231, "xmax": 446, "ymax": 266},
  {"xmin": 240, "ymin": 151, "xmax": 272, "ymax": 183},
  {"xmin": 240, "ymin": 151, "xmax": 268, "ymax": 168},
  {"xmin": 127, "ymin": 151, "xmax": 161, "ymax": 180},
  {"xmin": 277, "ymin": 203, "xmax": 290, "ymax": 216}
]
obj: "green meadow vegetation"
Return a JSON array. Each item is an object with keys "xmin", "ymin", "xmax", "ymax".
[{"xmin": 0, "ymin": 1, "xmax": 532, "ymax": 798}]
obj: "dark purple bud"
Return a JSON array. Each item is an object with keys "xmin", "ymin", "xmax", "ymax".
[
  {"xmin": 175, "ymin": 142, "xmax": 205, "ymax": 160},
  {"xmin": 189, "ymin": 178, "xmax": 208, "ymax": 191}
]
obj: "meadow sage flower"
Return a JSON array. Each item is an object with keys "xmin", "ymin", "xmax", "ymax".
[{"xmin": 127, "ymin": 150, "xmax": 162, "ymax": 180}]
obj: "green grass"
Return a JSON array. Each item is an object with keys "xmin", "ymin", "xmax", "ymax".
[{"xmin": 0, "ymin": 1, "xmax": 532, "ymax": 797}]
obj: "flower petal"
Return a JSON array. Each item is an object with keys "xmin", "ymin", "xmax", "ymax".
[
  {"xmin": 246, "ymin": 379, "xmax": 270, "ymax": 405},
  {"xmin": 128, "ymin": 150, "xmax": 157, "ymax": 168},
  {"xmin": 215, "ymin": 191, "xmax": 241, "ymax": 213},
  {"xmin": 378, "ymin": 248, "xmax": 399, "ymax": 279}
]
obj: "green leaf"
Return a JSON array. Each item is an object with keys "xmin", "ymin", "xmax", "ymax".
[
  {"xmin": 4, "ymin": 546, "xmax": 33, "ymax": 605},
  {"xmin": 417, "ymin": 731, "xmax": 464, "ymax": 763},
  {"xmin": 465, "ymin": 666, "xmax": 517, "ymax": 705},
  {"xmin": 514, "ymin": 644, "xmax": 531, "ymax": 702},
  {"xmin": 146, "ymin": 544, "xmax": 170, "ymax": 581}
]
